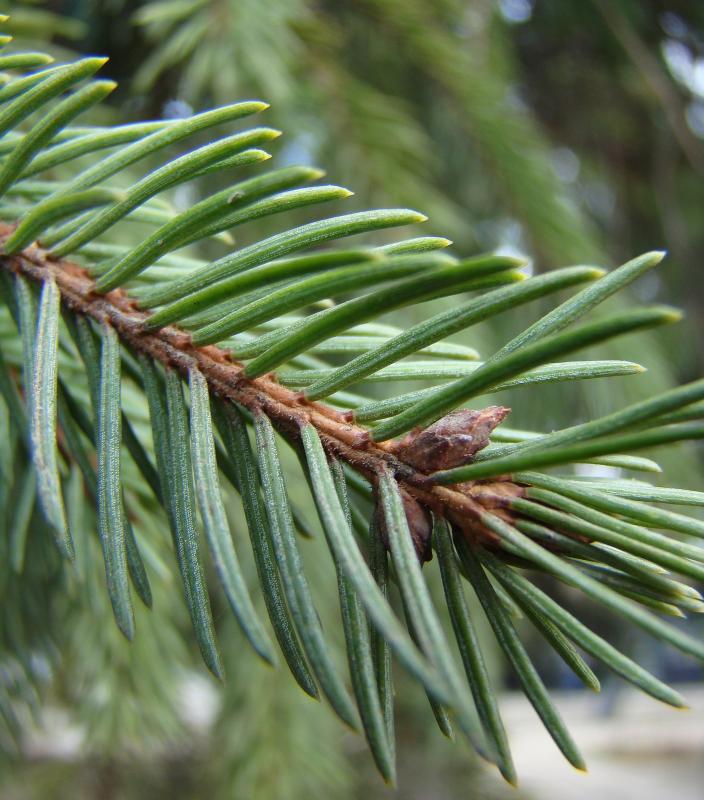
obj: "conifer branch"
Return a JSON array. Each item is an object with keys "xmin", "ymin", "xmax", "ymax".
[
  {"xmin": 2, "ymin": 30, "xmax": 703, "ymax": 783},
  {"xmin": 0, "ymin": 225, "xmax": 516, "ymax": 545}
]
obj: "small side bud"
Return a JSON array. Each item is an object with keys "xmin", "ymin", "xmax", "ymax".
[
  {"xmin": 387, "ymin": 406, "xmax": 510, "ymax": 472},
  {"xmin": 376, "ymin": 486, "xmax": 433, "ymax": 563}
]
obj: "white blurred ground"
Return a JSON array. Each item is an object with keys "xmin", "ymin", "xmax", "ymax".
[
  {"xmin": 499, "ymin": 685, "xmax": 704, "ymax": 800},
  {"xmin": 16, "ymin": 681, "xmax": 704, "ymax": 798}
]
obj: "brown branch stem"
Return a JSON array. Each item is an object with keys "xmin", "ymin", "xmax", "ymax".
[{"xmin": 0, "ymin": 230, "xmax": 516, "ymax": 539}]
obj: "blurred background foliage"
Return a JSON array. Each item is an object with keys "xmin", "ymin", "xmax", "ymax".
[{"xmin": 1, "ymin": 1, "xmax": 703, "ymax": 798}]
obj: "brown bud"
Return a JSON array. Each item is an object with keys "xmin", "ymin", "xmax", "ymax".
[
  {"xmin": 375, "ymin": 486, "xmax": 433, "ymax": 563},
  {"xmin": 448, "ymin": 480, "xmax": 525, "ymax": 545},
  {"xmin": 387, "ymin": 406, "xmax": 510, "ymax": 472},
  {"xmin": 462, "ymin": 479, "xmax": 525, "ymax": 509}
]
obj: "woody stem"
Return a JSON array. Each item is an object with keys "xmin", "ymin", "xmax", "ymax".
[{"xmin": 0, "ymin": 231, "xmax": 510, "ymax": 532}]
